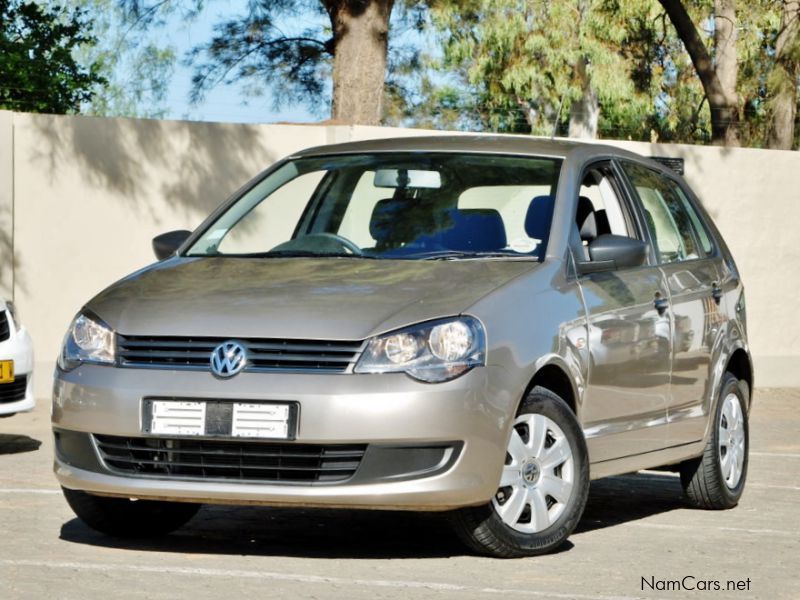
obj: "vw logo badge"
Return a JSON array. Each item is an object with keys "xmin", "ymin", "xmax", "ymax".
[{"xmin": 210, "ymin": 341, "xmax": 247, "ymax": 378}]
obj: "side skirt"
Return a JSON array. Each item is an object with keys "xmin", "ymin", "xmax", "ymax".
[{"xmin": 589, "ymin": 440, "xmax": 705, "ymax": 480}]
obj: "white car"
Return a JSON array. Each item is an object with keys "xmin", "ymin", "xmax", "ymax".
[{"xmin": 0, "ymin": 299, "xmax": 34, "ymax": 416}]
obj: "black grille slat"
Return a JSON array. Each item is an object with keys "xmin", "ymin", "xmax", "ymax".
[
  {"xmin": 117, "ymin": 335, "xmax": 363, "ymax": 373},
  {"xmin": 93, "ymin": 435, "xmax": 366, "ymax": 483},
  {"xmin": 95, "ymin": 438, "xmax": 365, "ymax": 460},
  {"xmin": 0, "ymin": 375, "xmax": 27, "ymax": 404},
  {"xmin": 0, "ymin": 311, "xmax": 9, "ymax": 342}
]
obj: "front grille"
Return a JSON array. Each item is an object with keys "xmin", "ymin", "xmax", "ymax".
[
  {"xmin": 117, "ymin": 335, "xmax": 363, "ymax": 374},
  {"xmin": 0, "ymin": 375, "xmax": 27, "ymax": 404},
  {"xmin": 0, "ymin": 311, "xmax": 9, "ymax": 342},
  {"xmin": 93, "ymin": 435, "xmax": 366, "ymax": 483}
]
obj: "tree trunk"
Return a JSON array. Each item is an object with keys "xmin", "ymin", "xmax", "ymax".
[
  {"xmin": 568, "ymin": 57, "xmax": 599, "ymax": 139},
  {"xmin": 658, "ymin": 0, "xmax": 740, "ymax": 146},
  {"xmin": 324, "ymin": 0, "xmax": 394, "ymax": 125},
  {"xmin": 767, "ymin": 0, "xmax": 799, "ymax": 150},
  {"xmin": 714, "ymin": 0, "xmax": 740, "ymax": 146}
]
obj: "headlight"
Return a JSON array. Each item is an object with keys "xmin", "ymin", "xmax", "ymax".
[
  {"xmin": 5, "ymin": 301, "xmax": 21, "ymax": 332},
  {"xmin": 354, "ymin": 316, "xmax": 485, "ymax": 382},
  {"xmin": 58, "ymin": 312, "xmax": 116, "ymax": 370}
]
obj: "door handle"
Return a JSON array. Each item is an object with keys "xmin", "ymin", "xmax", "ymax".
[
  {"xmin": 654, "ymin": 292, "xmax": 669, "ymax": 316},
  {"xmin": 711, "ymin": 282, "xmax": 722, "ymax": 305}
]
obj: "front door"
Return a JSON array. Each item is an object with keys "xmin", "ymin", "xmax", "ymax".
[{"xmin": 574, "ymin": 162, "xmax": 672, "ymax": 463}]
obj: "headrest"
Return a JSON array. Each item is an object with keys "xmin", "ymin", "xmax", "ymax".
[
  {"xmin": 576, "ymin": 196, "xmax": 597, "ymax": 241},
  {"xmin": 369, "ymin": 198, "xmax": 404, "ymax": 244},
  {"xmin": 525, "ymin": 195, "xmax": 555, "ymax": 241},
  {"xmin": 441, "ymin": 208, "xmax": 507, "ymax": 252}
]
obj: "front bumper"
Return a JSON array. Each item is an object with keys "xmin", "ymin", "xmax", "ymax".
[
  {"xmin": 52, "ymin": 364, "xmax": 518, "ymax": 510},
  {"xmin": 0, "ymin": 326, "xmax": 35, "ymax": 416}
]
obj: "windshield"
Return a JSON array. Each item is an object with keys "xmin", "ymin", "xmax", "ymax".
[{"xmin": 185, "ymin": 152, "xmax": 562, "ymax": 260}]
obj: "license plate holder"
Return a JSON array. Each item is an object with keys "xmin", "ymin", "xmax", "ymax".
[
  {"xmin": 0, "ymin": 360, "xmax": 14, "ymax": 384},
  {"xmin": 142, "ymin": 399, "xmax": 297, "ymax": 440}
]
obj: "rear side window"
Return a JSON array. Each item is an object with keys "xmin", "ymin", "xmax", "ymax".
[
  {"xmin": 673, "ymin": 185, "xmax": 714, "ymax": 255},
  {"xmin": 621, "ymin": 163, "xmax": 709, "ymax": 263}
]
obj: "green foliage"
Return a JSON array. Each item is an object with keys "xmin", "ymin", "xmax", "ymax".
[
  {"xmin": 70, "ymin": 0, "xmax": 177, "ymax": 118},
  {"xmin": 0, "ymin": 0, "xmax": 106, "ymax": 113},
  {"xmin": 187, "ymin": 1, "xmax": 333, "ymax": 114},
  {"xmin": 412, "ymin": 0, "xmax": 794, "ymax": 146},
  {"xmin": 424, "ymin": 0, "xmax": 660, "ymax": 136}
]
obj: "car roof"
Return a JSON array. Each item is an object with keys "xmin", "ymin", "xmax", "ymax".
[{"xmin": 290, "ymin": 134, "xmax": 648, "ymax": 163}]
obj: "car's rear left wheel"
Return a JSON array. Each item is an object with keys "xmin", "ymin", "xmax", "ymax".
[
  {"xmin": 450, "ymin": 386, "xmax": 589, "ymax": 558},
  {"xmin": 62, "ymin": 487, "xmax": 201, "ymax": 537},
  {"xmin": 680, "ymin": 372, "xmax": 749, "ymax": 509}
]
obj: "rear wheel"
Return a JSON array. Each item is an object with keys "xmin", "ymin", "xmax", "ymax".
[
  {"xmin": 62, "ymin": 487, "xmax": 200, "ymax": 537},
  {"xmin": 450, "ymin": 386, "xmax": 589, "ymax": 558},
  {"xmin": 680, "ymin": 373, "xmax": 749, "ymax": 509}
]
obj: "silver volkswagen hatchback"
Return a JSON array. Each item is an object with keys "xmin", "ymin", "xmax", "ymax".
[{"xmin": 53, "ymin": 137, "xmax": 752, "ymax": 557}]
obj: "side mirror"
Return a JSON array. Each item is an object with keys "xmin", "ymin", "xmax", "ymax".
[
  {"xmin": 577, "ymin": 234, "xmax": 648, "ymax": 275},
  {"xmin": 152, "ymin": 230, "xmax": 191, "ymax": 260}
]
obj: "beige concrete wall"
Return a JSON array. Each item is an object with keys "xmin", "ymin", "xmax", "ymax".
[
  {"xmin": 0, "ymin": 112, "xmax": 13, "ymax": 300},
  {"xmin": 0, "ymin": 110, "xmax": 797, "ymax": 392}
]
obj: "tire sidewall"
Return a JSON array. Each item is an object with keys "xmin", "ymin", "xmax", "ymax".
[
  {"xmin": 483, "ymin": 387, "xmax": 590, "ymax": 554},
  {"xmin": 710, "ymin": 375, "xmax": 750, "ymax": 502}
]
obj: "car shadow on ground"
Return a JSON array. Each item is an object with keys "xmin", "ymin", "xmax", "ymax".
[
  {"xmin": 0, "ymin": 433, "xmax": 42, "ymax": 455},
  {"xmin": 576, "ymin": 471, "xmax": 687, "ymax": 534},
  {"xmin": 58, "ymin": 471, "xmax": 687, "ymax": 559}
]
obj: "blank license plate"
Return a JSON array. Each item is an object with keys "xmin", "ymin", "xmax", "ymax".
[
  {"xmin": 0, "ymin": 360, "xmax": 13, "ymax": 384},
  {"xmin": 144, "ymin": 399, "xmax": 296, "ymax": 440}
]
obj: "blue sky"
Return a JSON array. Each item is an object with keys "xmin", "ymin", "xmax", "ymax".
[
  {"xmin": 161, "ymin": 1, "xmax": 319, "ymax": 124},
  {"xmin": 152, "ymin": 0, "xmax": 430, "ymax": 125}
]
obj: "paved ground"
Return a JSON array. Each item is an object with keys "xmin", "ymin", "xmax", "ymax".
[{"xmin": 0, "ymin": 389, "xmax": 798, "ymax": 600}]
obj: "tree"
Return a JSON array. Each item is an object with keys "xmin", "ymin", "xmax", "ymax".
[
  {"xmin": 766, "ymin": 0, "xmax": 799, "ymax": 149},
  {"xmin": 424, "ymin": 0, "xmax": 658, "ymax": 137},
  {"xmin": 658, "ymin": 0, "xmax": 741, "ymax": 145},
  {"xmin": 0, "ymin": 0, "xmax": 106, "ymax": 113},
  {"xmin": 188, "ymin": 0, "xmax": 397, "ymax": 125}
]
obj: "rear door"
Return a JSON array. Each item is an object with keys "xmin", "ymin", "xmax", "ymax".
[{"xmin": 619, "ymin": 162, "xmax": 726, "ymax": 445}]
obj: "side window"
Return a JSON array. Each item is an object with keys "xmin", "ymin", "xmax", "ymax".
[
  {"xmin": 575, "ymin": 163, "xmax": 641, "ymax": 265},
  {"xmin": 673, "ymin": 185, "xmax": 714, "ymax": 255},
  {"xmin": 578, "ymin": 165, "xmax": 633, "ymax": 239},
  {"xmin": 622, "ymin": 163, "xmax": 704, "ymax": 263}
]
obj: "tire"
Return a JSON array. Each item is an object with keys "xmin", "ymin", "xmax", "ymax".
[
  {"xmin": 450, "ymin": 386, "xmax": 590, "ymax": 558},
  {"xmin": 62, "ymin": 487, "xmax": 201, "ymax": 537},
  {"xmin": 680, "ymin": 373, "xmax": 749, "ymax": 509}
]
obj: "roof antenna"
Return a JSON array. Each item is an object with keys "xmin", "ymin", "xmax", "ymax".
[{"xmin": 551, "ymin": 95, "xmax": 565, "ymax": 140}]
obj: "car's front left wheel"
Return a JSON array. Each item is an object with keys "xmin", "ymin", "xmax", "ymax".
[
  {"xmin": 450, "ymin": 386, "xmax": 590, "ymax": 558},
  {"xmin": 62, "ymin": 488, "xmax": 201, "ymax": 537}
]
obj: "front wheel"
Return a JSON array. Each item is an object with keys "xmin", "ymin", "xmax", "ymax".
[
  {"xmin": 62, "ymin": 488, "xmax": 201, "ymax": 537},
  {"xmin": 450, "ymin": 386, "xmax": 590, "ymax": 558},
  {"xmin": 680, "ymin": 373, "xmax": 749, "ymax": 509}
]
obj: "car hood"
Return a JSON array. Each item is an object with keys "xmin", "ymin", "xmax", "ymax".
[{"xmin": 87, "ymin": 257, "xmax": 536, "ymax": 340}]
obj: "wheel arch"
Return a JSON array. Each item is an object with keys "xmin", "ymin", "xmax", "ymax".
[
  {"xmin": 522, "ymin": 361, "xmax": 580, "ymax": 417},
  {"xmin": 725, "ymin": 348, "xmax": 753, "ymax": 407}
]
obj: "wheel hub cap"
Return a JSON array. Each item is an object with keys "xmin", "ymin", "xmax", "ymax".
[
  {"xmin": 718, "ymin": 392, "xmax": 746, "ymax": 490},
  {"xmin": 522, "ymin": 460, "xmax": 541, "ymax": 485},
  {"xmin": 492, "ymin": 413, "xmax": 575, "ymax": 534}
]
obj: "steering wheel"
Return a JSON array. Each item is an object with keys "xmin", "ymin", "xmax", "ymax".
[
  {"xmin": 271, "ymin": 233, "xmax": 363, "ymax": 255},
  {"xmin": 309, "ymin": 233, "xmax": 363, "ymax": 255}
]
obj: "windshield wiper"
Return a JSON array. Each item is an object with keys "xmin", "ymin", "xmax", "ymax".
[
  {"xmin": 411, "ymin": 250, "xmax": 536, "ymax": 261},
  {"xmin": 204, "ymin": 250, "xmax": 380, "ymax": 259}
]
